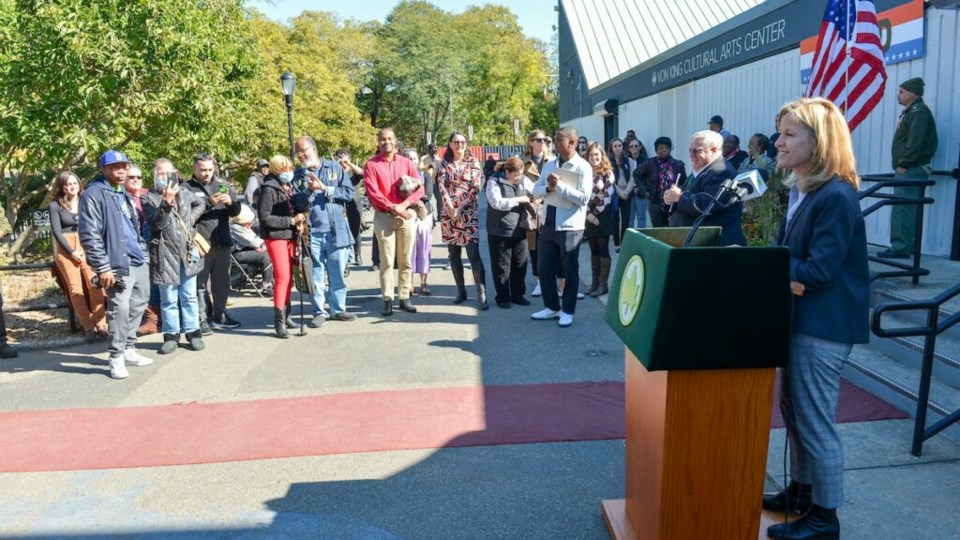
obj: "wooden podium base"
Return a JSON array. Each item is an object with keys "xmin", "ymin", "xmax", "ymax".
[
  {"xmin": 602, "ymin": 500, "xmax": 797, "ymax": 540},
  {"xmin": 603, "ymin": 349, "xmax": 777, "ymax": 539}
]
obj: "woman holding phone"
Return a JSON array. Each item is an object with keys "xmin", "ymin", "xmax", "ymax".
[{"xmin": 142, "ymin": 160, "xmax": 207, "ymax": 353}]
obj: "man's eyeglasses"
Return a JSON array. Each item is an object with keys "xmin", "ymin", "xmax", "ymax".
[
  {"xmin": 688, "ymin": 148, "xmax": 708, "ymax": 155},
  {"xmin": 295, "ymin": 145, "xmax": 315, "ymax": 155},
  {"xmin": 127, "ymin": 175, "xmax": 142, "ymax": 180}
]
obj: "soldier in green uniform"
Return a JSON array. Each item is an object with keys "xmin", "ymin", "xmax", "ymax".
[
  {"xmin": 878, "ymin": 77, "xmax": 939, "ymax": 259},
  {"xmin": 0, "ymin": 208, "xmax": 18, "ymax": 358}
]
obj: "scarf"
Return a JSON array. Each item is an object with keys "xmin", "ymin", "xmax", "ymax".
[{"xmin": 588, "ymin": 171, "xmax": 613, "ymax": 215}]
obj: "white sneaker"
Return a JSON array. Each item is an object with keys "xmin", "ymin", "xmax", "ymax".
[
  {"xmin": 531, "ymin": 308, "xmax": 561, "ymax": 320},
  {"xmin": 558, "ymin": 311, "xmax": 574, "ymax": 327},
  {"xmin": 532, "ymin": 283, "xmax": 542, "ymax": 297},
  {"xmin": 576, "ymin": 292, "xmax": 585, "ymax": 300},
  {"xmin": 124, "ymin": 348, "xmax": 154, "ymax": 367},
  {"xmin": 109, "ymin": 355, "xmax": 129, "ymax": 379}
]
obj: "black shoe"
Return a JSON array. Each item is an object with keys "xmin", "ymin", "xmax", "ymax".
[
  {"xmin": 329, "ymin": 311, "xmax": 357, "ymax": 321},
  {"xmin": 211, "ymin": 313, "xmax": 241, "ymax": 329},
  {"xmin": 309, "ymin": 314, "xmax": 326, "ymax": 328},
  {"xmin": 512, "ymin": 297, "xmax": 531, "ymax": 306},
  {"xmin": 0, "ymin": 341, "xmax": 18, "ymax": 359},
  {"xmin": 382, "ymin": 300, "xmax": 393, "ymax": 316},
  {"xmin": 158, "ymin": 334, "xmax": 179, "ymax": 355},
  {"xmin": 453, "ymin": 289, "xmax": 467, "ymax": 304},
  {"xmin": 763, "ymin": 481, "xmax": 812, "ymax": 514},
  {"xmin": 496, "ymin": 300, "xmax": 511, "ymax": 309},
  {"xmin": 767, "ymin": 504, "xmax": 839, "ymax": 540},
  {"xmin": 186, "ymin": 330, "xmax": 205, "ymax": 351},
  {"xmin": 200, "ymin": 321, "xmax": 213, "ymax": 336},
  {"xmin": 876, "ymin": 249, "xmax": 910, "ymax": 259},
  {"xmin": 398, "ymin": 299, "xmax": 417, "ymax": 313},
  {"xmin": 273, "ymin": 308, "xmax": 289, "ymax": 339}
]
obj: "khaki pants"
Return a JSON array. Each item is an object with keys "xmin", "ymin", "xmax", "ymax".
[
  {"xmin": 374, "ymin": 210, "xmax": 416, "ymax": 301},
  {"xmin": 53, "ymin": 232, "xmax": 106, "ymax": 332}
]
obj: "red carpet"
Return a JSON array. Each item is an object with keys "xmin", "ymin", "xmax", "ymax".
[{"xmin": 0, "ymin": 380, "xmax": 905, "ymax": 473}]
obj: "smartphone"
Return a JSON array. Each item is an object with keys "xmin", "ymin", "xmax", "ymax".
[{"xmin": 218, "ymin": 183, "xmax": 229, "ymax": 194}]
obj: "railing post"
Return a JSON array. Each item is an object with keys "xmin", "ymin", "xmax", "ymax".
[
  {"xmin": 911, "ymin": 183, "xmax": 927, "ymax": 285},
  {"xmin": 910, "ymin": 308, "xmax": 939, "ymax": 457}
]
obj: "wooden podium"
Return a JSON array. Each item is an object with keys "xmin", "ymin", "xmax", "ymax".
[{"xmin": 602, "ymin": 228, "xmax": 792, "ymax": 540}]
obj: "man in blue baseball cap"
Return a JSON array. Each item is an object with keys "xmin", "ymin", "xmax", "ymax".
[{"xmin": 79, "ymin": 149, "xmax": 153, "ymax": 379}]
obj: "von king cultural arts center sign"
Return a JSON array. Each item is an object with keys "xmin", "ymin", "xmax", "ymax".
[{"xmin": 588, "ymin": 0, "xmax": 921, "ymax": 104}]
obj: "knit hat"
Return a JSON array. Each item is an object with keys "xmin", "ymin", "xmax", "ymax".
[
  {"xmin": 899, "ymin": 77, "xmax": 924, "ymax": 96},
  {"xmin": 232, "ymin": 204, "xmax": 255, "ymax": 226}
]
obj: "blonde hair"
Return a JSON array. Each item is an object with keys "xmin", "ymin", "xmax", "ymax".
[
  {"xmin": 268, "ymin": 155, "xmax": 294, "ymax": 176},
  {"xmin": 777, "ymin": 97, "xmax": 858, "ymax": 192},
  {"xmin": 586, "ymin": 142, "xmax": 612, "ymax": 175}
]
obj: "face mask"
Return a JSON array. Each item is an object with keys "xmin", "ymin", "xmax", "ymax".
[
  {"xmin": 154, "ymin": 176, "xmax": 167, "ymax": 191},
  {"xmin": 278, "ymin": 172, "xmax": 294, "ymax": 183}
]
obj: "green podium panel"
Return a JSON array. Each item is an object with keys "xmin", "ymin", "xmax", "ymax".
[{"xmin": 605, "ymin": 227, "xmax": 791, "ymax": 371}]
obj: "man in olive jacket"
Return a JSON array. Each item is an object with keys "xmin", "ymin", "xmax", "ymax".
[{"xmin": 879, "ymin": 77, "xmax": 938, "ymax": 259}]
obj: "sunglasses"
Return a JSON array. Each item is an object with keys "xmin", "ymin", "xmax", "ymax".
[
  {"xmin": 531, "ymin": 138, "xmax": 548, "ymax": 143},
  {"xmin": 128, "ymin": 175, "xmax": 142, "ymax": 179}
]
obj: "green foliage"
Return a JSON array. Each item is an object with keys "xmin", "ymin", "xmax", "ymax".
[
  {"xmin": 0, "ymin": 0, "xmax": 258, "ymax": 223},
  {"xmin": 0, "ymin": 0, "xmax": 557, "ymax": 233}
]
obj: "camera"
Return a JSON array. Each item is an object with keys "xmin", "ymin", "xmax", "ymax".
[{"xmin": 91, "ymin": 275, "xmax": 126, "ymax": 292}]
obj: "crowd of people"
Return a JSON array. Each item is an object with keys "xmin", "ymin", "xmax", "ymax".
[{"xmin": 0, "ymin": 74, "xmax": 944, "ymax": 540}]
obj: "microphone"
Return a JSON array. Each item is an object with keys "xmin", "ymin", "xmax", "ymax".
[{"xmin": 730, "ymin": 170, "xmax": 767, "ymax": 202}]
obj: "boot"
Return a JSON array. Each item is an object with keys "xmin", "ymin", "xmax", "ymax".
[
  {"xmin": 767, "ymin": 504, "xmax": 839, "ymax": 540},
  {"xmin": 763, "ymin": 481, "xmax": 812, "ymax": 514},
  {"xmin": 137, "ymin": 304, "xmax": 161, "ymax": 336},
  {"xmin": 284, "ymin": 303, "xmax": 297, "ymax": 329},
  {"xmin": 585, "ymin": 256, "xmax": 601, "ymax": 296},
  {"xmin": 472, "ymin": 268, "xmax": 488, "ymax": 311},
  {"xmin": 591, "ymin": 258, "xmax": 611, "ymax": 297},
  {"xmin": 451, "ymin": 257, "xmax": 467, "ymax": 304},
  {"xmin": 186, "ymin": 329, "xmax": 205, "ymax": 351},
  {"xmin": 274, "ymin": 308, "xmax": 289, "ymax": 339},
  {"xmin": 158, "ymin": 333, "xmax": 179, "ymax": 355},
  {"xmin": 0, "ymin": 310, "xmax": 17, "ymax": 359}
]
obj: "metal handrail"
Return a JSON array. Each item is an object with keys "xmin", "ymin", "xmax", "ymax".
[
  {"xmin": 872, "ymin": 281, "xmax": 960, "ymax": 456},
  {"xmin": 859, "ymin": 174, "xmax": 936, "ymax": 285}
]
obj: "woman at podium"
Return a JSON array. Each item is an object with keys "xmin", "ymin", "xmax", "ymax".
[{"xmin": 764, "ymin": 98, "xmax": 870, "ymax": 540}]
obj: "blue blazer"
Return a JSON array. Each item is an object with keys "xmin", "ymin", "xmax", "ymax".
[
  {"xmin": 777, "ymin": 177, "xmax": 870, "ymax": 344},
  {"xmin": 670, "ymin": 157, "xmax": 746, "ymax": 246}
]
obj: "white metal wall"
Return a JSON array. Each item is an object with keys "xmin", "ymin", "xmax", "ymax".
[{"xmin": 566, "ymin": 8, "xmax": 959, "ymax": 255}]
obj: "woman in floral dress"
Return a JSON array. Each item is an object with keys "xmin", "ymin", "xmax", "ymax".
[{"xmin": 437, "ymin": 131, "xmax": 488, "ymax": 310}]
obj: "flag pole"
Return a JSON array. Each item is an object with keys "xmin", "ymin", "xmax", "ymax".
[{"xmin": 844, "ymin": 0, "xmax": 851, "ymax": 121}]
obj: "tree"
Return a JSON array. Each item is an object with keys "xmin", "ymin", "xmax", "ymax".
[{"xmin": 0, "ymin": 0, "xmax": 258, "ymax": 234}]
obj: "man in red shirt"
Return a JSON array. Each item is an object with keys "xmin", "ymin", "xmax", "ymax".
[{"xmin": 364, "ymin": 128, "xmax": 424, "ymax": 316}]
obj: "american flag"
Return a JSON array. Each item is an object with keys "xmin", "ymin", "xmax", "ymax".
[{"xmin": 805, "ymin": 0, "xmax": 887, "ymax": 131}]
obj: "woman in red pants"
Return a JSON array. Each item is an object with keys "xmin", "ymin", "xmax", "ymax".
[{"xmin": 257, "ymin": 155, "xmax": 306, "ymax": 338}]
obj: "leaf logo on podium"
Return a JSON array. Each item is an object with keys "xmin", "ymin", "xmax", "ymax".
[{"xmin": 618, "ymin": 255, "xmax": 645, "ymax": 326}]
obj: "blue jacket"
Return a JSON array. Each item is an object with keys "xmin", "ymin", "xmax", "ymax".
[
  {"xmin": 777, "ymin": 177, "xmax": 870, "ymax": 344},
  {"xmin": 669, "ymin": 157, "xmax": 746, "ymax": 246},
  {"xmin": 294, "ymin": 160, "xmax": 355, "ymax": 249},
  {"xmin": 79, "ymin": 175, "xmax": 148, "ymax": 277}
]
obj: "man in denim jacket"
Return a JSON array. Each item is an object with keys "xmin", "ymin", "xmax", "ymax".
[{"xmin": 294, "ymin": 136, "xmax": 357, "ymax": 327}]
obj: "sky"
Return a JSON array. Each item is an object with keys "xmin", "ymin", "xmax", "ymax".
[{"xmin": 246, "ymin": 0, "xmax": 558, "ymax": 43}]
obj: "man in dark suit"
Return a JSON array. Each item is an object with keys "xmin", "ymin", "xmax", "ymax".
[{"xmin": 662, "ymin": 130, "xmax": 746, "ymax": 246}]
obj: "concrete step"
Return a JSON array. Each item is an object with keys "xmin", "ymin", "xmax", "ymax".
[
  {"xmin": 867, "ymin": 312, "xmax": 960, "ymax": 390},
  {"xmin": 844, "ymin": 344, "xmax": 960, "ymax": 449}
]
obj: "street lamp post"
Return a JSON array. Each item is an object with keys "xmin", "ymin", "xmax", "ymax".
[{"xmin": 280, "ymin": 70, "xmax": 297, "ymax": 162}]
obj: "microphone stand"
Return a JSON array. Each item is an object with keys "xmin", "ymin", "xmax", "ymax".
[{"xmin": 681, "ymin": 181, "xmax": 740, "ymax": 247}]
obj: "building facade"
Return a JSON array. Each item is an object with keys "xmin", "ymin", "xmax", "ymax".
[{"xmin": 559, "ymin": 0, "xmax": 959, "ymax": 256}]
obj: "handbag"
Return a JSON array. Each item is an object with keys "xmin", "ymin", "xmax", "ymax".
[
  {"xmin": 171, "ymin": 205, "xmax": 208, "ymax": 257},
  {"xmin": 519, "ymin": 203, "xmax": 537, "ymax": 231}
]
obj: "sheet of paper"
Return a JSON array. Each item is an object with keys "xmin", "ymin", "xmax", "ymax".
[{"xmin": 542, "ymin": 167, "xmax": 580, "ymax": 210}]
